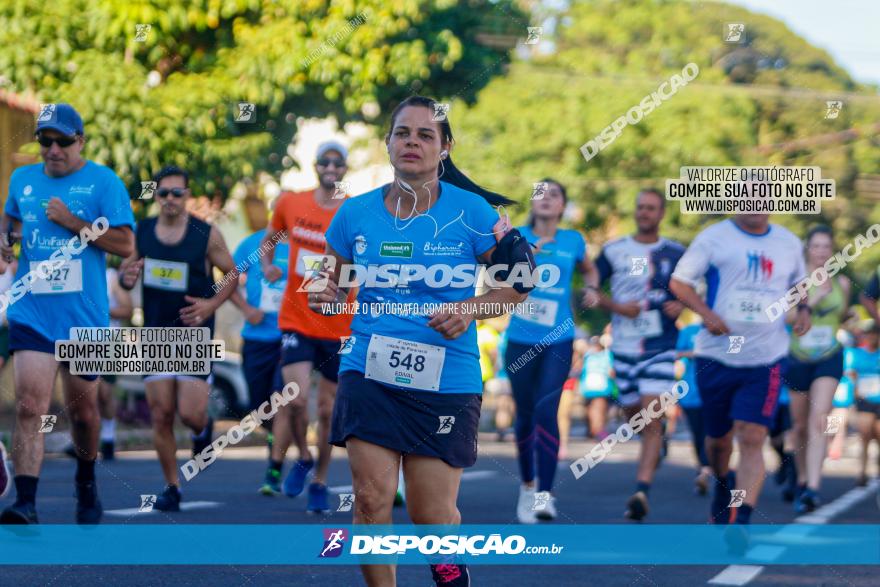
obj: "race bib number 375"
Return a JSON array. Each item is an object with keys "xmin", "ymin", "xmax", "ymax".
[{"xmin": 365, "ymin": 334, "xmax": 445, "ymax": 391}]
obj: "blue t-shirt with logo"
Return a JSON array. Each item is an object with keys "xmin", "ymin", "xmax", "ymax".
[
  {"xmin": 325, "ymin": 182, "xmax": 499, "ymax": 395},
  {"xmin": 506, "ymin": 226, "xmax": 585, "ymax": 345},
  {"xmin": 675, "ymin": 323, "xmax": 702, "ymax": 408},
  {"xmin": 5, "ymin": 161, "xmax": 135, "ymax": 341},
  {"xmin": 233, "ymin": 230, "xmax": 289, "ymax": 342}
]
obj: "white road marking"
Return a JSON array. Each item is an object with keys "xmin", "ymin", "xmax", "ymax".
[
  {"xmin": 708, "ymin": 565, "xmax": 764, "ymax": 585},
  {"xmin": 104, "ymin": 501, "xmax": 221, "ymax": 516},
  {"xmin": 707, "ymin": 479, "xmax": 878, "ymax": 585},
  {"xmin": 328, "ymin": 469, "xmax": 498, "ymax": 495}
]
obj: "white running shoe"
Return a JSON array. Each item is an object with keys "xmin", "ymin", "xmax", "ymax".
[
  {"xmin": 517, "ymin": 485, "xmax": 538, "ymax": 524},
  {"xmin": 535, "ymin": 493, "xmax": 557, "ymax": 521}
]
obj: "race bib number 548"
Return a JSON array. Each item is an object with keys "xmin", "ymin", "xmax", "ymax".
[{"xmin": 365, "ymin": 334, "xmax": 445, "ymax": 391}]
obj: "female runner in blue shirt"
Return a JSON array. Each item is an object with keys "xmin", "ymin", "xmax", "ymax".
[
  {"xmin": 505, "ymin": 180, "xmax": 600, "ymax": 523},
  {"xmin": 309, "ymin": 96, "xmax": 533, "ymax": 587}
]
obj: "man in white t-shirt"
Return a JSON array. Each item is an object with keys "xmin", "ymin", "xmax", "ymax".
[{"xmin": 670, "ymin": 214, "xmax": 810, "ymax": 532}]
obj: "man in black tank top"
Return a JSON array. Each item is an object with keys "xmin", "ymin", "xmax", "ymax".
[{"xmin": 119, "ymin": 166, "xmax": 237, "ymax": 512}]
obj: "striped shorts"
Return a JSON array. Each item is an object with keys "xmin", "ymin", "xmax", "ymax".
[{"xmin": 613, "ymin": 350, "xmax": 677, "ymax": 407}]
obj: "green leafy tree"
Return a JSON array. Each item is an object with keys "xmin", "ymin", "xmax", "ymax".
[
  {"xmin": 0, "ymin": 0, "xmax": 525, "ymax": 198},
  {"xmin": 449, "ymin": 0, "xmax": 880, "ymax": 331}
]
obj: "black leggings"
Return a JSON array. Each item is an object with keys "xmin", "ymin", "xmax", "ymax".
[{"xmin": 683, "ymin": 406, "xmax": 709, "ymax": 468}]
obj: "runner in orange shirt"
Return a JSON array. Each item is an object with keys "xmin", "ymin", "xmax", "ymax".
[{"xmin": 258, "ymin": 141, "xmax": 354, "ymax": 513}]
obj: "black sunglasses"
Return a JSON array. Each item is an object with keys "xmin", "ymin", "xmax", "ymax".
[
  {"xmin": 156, "ymin": 187, "xmax": 187, "ymax": 198},
  {"xmin": 37, "ymin": 134, "xmax": 78, "ymax": 148},
  {"xmin": 316, "ymin": 157, "xmax": 346, "ymax": 168}
]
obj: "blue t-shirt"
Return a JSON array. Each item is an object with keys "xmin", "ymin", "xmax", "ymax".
[
  {"xmin": 5, "ymin": 161, "xmax": 135, "ymax": 341},
  {"xmin": 496, "ymin": 330, "xmax": 509, "ymax": 381},
  {"xmin": 846, "ymin": 346, "xmax": 880, "ymax": 404},
  {"xmin": 325, "ymin": 182, "xmax": 499, "ymax": 394},
  {"xmin": 506, "ymin": 226, "xmax": 585, "ymax": 345},
  {"xmin": 675, "ymin": 323, "xmax": 702, "ymax": 408},
  {"xmin": 834, "ymin": 346, "xmax": 855, "ymax": 408},
  {"xmin": 233, "ymin": 230, "xmax": 289, "ymax": 342}
]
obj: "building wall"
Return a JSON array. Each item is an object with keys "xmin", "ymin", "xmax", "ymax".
[{"xmin": 0, "ymin": 96, "xmax": 38, "ymax": 204}]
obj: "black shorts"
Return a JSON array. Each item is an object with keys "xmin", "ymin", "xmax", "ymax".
[
  {"xmin": 9, "ymin": 322, "xmax": 98, "ymax": 382},
  {"xmin": 856, "ymin": 399, "xmax": 880, "ymax": 417},
  {"xmin": 769, "ymin": 402, "xmax": 791, "ymax": 437},
  {"xmin": 0, "ymin": 326, "xmax": 10, "ymax": 360},
  {"xmin": 242, "ymin": 338, "xmax": 284, "ymax": 410},
  {"xmin": 330, "ymin": 371, "xmax": 482, "ymax": 469},
  {"xmin": 281, "ymin": 330, "xmax": 340, "ymax": 383},
  {"xmin": 787, "ymin": 348, "xmax": 844, "ymax": 392}
]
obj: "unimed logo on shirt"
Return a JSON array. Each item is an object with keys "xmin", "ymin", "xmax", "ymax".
[{"xmin": 380, "ymin": 242, "xmax": 413, "ymax": 258}]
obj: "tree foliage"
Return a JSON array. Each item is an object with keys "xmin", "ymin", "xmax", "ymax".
[
  {"xmin": 0, "ymin": 0, "xmax": 525, "ymax": 197},
  {"xmin": 452, "ymin": 0, "xmax": 880, "ymax": 257}
]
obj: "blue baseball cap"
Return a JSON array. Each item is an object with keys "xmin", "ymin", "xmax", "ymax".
[{"xmin": 35, "ymin": 103, "xmax": 84, "ymax": 137}]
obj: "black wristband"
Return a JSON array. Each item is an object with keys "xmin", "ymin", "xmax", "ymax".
[{"xmin": 118, "ymin": 271, "xmax": 135, "ymax": 291}]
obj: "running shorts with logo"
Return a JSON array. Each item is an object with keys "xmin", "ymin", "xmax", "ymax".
[
  {"xmin": 136, "ymin": 215, "xmax": 214, "ymax": 383},
  {"xmin": 271, "ymin": 190, "xmax": 353, "ymax": 381},
  {"xmin": 673, "ymin": 219, "xmax": 806, "ymax": 436},
  {"xmin": 234, "ymin": 230, "xmax": 288, "ymax": 407},
  {"xmin": 787, "ymin": 277, "xmax": 845, "ymax": 392},
  {"xmin": 596, "ymin": 235, "xmax": 685, "ymax": 405},
  {"xmin": 325, "ymin": 182, "xmax": 498, "ymax": 467},
  {"xmin": 5, "ymin": 161, "xmax": 135, "ymax": 381}
]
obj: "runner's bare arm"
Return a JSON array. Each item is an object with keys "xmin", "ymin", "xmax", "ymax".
[
  {"xmin": 205, "ymin": 225, "xmax": 238, "ymax": 305},
  {"xmin": 669, "ymin": 277, "xmax": 730, "ymax": 335},
  {"xmin": 596, "ymin": 293, "xmax": 641, "ymax": 319},
  {"xmin": 109, "ymin": 275, "xmax": 134, "ymax": 321},
  {"xmin": 118, "ymin": 243, "xmax": 143, "ymax": 290},
  {"xmin": 179, "ymin": 225, "xmax": 236, "ymax": 326},
  {"xmin": 45, "ymin": 198, "xmax": 134, "ymax": 257},
  {"xmin": 424, "ymin": 246, "xmax": 528, "ymax": 340},
  {"xmin": 579, "ymin": 254, "xmax": 600, "ymax": 308},
  {"xmin": 0, "ymin": 214, "xmax": 22, "ymax": 262},
  {"xmin": 230, "ymin": 287, "xmax": 264, "ymax": 325},
  {"xmin": 259, "ymin": 227, "xmax": 286, "ymax": 282}
]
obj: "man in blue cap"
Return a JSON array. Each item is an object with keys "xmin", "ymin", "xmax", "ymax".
[{"xmin": 0, "ymin": 103, "xmax": 135, "ymax": 524}]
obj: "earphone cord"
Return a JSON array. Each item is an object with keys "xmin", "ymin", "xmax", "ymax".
[{"xmin": 392, "ymin": 156, "xmax": 510, "ymax": 238}]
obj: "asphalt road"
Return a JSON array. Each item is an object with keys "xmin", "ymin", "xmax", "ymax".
[{"xmin": 1, "ymin": 431, "xmax": 877, "ymax": 586}]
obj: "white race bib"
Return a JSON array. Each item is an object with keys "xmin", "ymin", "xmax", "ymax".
[
  {"xmin": 259, "ymin": 279, "xmax": 286, "ymax": 313},
  {"xmin": 30, "ymin": 259, "xmax": 83, "ymax": 294},
  {"xmin": 585, "ymin": 372, "xmax": 608, "ymax": 390},
  {"xmin": 858, "ymin": 375, "xmax": 880, "ymax": 399},
  {"xmin": 516, "ymin": 297, "xmax": 559, "ymax": 327},
  {"xmin": 143, "ymin": 258, "xmax": 189, "ymax": 292},
  {"xmin": 365, "ymin": 334, "xmax": 445, "ymax": 391},
  {"xmin": 618, "ymin": 310, "xmax": 663, "ymax": 338},
  {"xmin": 725, "ymin": 292, "xmax": 772, "ymax": 324},
  {"xmin": 800, "ymin": 325, "xmax": 834, "ymax": 351}
]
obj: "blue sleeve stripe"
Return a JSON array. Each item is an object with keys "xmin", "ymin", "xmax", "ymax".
[{"xmin": 705, "ymin": 265, "xmax": 720, "ymax": 309}]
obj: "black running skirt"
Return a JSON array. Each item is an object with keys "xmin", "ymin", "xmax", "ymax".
[{"xmin": 330, "ymin": 370, "xmax": 481, "ymax": 468}]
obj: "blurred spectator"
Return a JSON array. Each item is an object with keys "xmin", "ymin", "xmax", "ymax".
[{"xmin": 482, "ymin": 318, "xmax": 514, "ymax": 441}]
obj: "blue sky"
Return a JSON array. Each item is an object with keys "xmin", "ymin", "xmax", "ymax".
[{"xmin": 728, "ymin": 0, "xmax": 879, "ymax": 85}]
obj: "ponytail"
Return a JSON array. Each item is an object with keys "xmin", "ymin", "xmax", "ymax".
[{"xmin": 389, "ymin": 96, "xmax": 514, "ymax": 207}]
